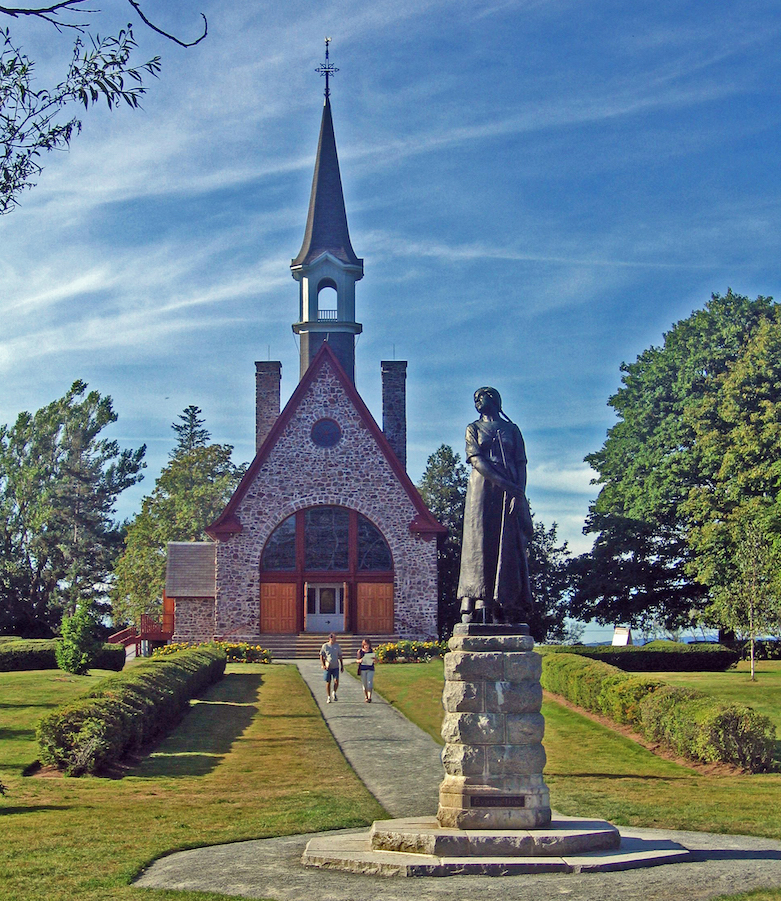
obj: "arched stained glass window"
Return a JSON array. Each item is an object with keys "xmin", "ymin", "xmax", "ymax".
[
  {"xmin": 305, "ymin": 507, "xmax": 349, "ymax": 570},
  {"xmin": 261, "ymin": 506, "xmax": 392, "ymax": 573},
  {"xmin": 261, "ymin": 514, "xmax": 296, "ymax": 571},
  {"xmin": 357, "ymin": 515, "xmax": 392, "ymax": 571}
]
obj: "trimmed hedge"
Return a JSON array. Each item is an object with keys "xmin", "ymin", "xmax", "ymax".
[
  {"xmin": 539, "ymin": 640, "xmax": 739, "ymax": 672},
  {"xmin": 540, "ymin": 652, "xmax": 776, "ymax": 772},
  {"xmin": 36, "ymin": 645, "xmax": 226, "ymax": 775},
  {"xmin": 0, "ymin": 638, "xmax": 125, "ymax": 673}
]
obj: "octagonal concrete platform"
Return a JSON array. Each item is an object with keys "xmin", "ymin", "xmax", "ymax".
[{"xmin": 302, "ymin": 815, "xmax": 691, "ymax": 876}]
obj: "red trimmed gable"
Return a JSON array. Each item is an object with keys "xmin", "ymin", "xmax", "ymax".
[{"xmin": 207, "ymin": 343, "xmax": 445, "ymax": 541}]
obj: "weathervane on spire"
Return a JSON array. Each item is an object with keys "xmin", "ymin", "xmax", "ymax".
[{"xmin": 315, "ymin": 37, "xmax": 339, "ymax": 99}]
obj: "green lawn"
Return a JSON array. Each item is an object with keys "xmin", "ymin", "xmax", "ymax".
[
  {"xmin": 3, "ymin": 657, "xmax": 781, "ymax": 901},
  {"xmin": 372, "ymin": 656, "xmax": 781, "ymax": 901},
  {"xmin": 0, "ymin": 664, "xmax": 384, "ymax": 901},
  {"xmin": 645, "ymin": 660, "xmax": 781, "ymax": 736}
]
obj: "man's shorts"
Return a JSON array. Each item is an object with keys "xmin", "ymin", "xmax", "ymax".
[{"xmin": 324, "ymin": 667, "xmax": 340, "ymax": 682}]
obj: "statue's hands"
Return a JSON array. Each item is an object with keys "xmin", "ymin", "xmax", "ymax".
[{"xmin": 508, "ymin": 496, "xmax": 516, "ymax": 516}]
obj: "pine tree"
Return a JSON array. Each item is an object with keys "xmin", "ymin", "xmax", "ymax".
[{"xmin": 171, "ymin": 405, "xmax": 210, "ymax": 457}]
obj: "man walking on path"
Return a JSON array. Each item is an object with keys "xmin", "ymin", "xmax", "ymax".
[{"xmin": 320, "ymin": 632, "xmax": 344, "ymax": 703}]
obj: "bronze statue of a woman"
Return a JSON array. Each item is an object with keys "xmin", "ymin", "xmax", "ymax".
[{"xmin": 457, "ymin": 387, "xmax": 534, "ymax": 625}]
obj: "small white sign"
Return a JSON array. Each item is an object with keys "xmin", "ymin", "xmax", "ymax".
[{"xmin": 612, "ymin": 626, "xmax": 633, "ymax": 646}]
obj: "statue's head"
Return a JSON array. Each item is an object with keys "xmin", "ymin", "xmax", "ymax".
[{"xmin": 474, "ymin": 386, "xmax": 502, "ymax": 414}]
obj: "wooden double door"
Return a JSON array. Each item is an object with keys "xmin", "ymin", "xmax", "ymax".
[{"xmin": 260, "ymin": 581, "xmax": 393, "ymax": 634}]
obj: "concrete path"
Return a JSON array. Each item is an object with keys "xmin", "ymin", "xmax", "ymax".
[
  {"xmin": 292, "ymin": 658, "xmax": 443, "ymax": 818},
  {"xmin": 135, "ymin": 662, "xmax": 781, "ymax": 901}
]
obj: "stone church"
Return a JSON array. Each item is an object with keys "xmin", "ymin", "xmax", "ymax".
[{"xmin": 164, "ymin": 66, "xmax": 443, "ymax": 649}]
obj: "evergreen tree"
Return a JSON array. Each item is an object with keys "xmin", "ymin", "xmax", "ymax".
[
  {"xmin": 0, "ymin": 381, "xmax": 145, "ymax": 636},
  {"xmin": 112, "ymin": 417, "xmax": 245, "ymax": 626},
  {"xmin": 527, "ymin": 519, "xmax": 574, "ymax": 643},
  {"xmin": 418, "ymin": 445, "xmax": 468, "ymax": 637},
  {"xmin": 171, "ymin": 405, "xmax": 210, "ymax": 457}
]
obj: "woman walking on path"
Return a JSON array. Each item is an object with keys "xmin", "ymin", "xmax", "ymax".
[{"xmin": 356, "ymin": 638, "xmax": 377, "ymax": 703}]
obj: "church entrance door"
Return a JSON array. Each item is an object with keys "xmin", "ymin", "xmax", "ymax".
[{"xmin": 305, "ymin": 583, "xmax": 345, "ymax": 632}]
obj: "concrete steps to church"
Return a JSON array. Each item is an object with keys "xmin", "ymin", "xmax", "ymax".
[{"xmin": 223, "ymin": 633, "xmax": 399, "ymax": 660}]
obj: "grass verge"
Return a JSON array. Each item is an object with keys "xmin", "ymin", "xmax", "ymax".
[
  {"xmin": 373, "ymin": 655, "xmax": 781, "ymax": 899},
  {"xmin": 0, "ymin": 663, "xmax": 384, "ymax": 901}
]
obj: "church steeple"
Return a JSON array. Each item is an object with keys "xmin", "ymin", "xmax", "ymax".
[{"xmin": 291, "ymin": 40, "xmax": 363, "ymax": 383}]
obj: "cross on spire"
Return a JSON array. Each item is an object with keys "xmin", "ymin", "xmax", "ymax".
[{"xmin": 315, "ymin": 36, "xmax": 339, "ymax": 99}]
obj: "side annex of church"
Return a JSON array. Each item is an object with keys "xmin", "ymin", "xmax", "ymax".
[{"xmin": 164, "ymin": 54, "xmax": 444, "ymax": 648}]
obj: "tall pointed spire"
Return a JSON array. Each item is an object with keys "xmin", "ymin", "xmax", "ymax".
[
  {"xmin": 291, "ymin": 40, "xmax": 364, "ymax": 383},
  {"xmin": 292, "ymin": 41, "xmax": 361, "ymax": 268}
]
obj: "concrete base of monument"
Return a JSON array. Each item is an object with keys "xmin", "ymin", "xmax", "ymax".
[{"xmin": 301, "ymin": 814, "xmax": 692, "ymax": 876}]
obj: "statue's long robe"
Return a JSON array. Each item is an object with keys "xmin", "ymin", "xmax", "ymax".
[{"xmin": 457, "ymin": 418, "xmax": 533, "ymax": 623}]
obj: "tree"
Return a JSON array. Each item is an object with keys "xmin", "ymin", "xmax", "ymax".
[
  {"xmin": 527, "ymin": 518, "xmax": 574, "ymax": 643},
  {"xmin": 0, "ymin": 381, "xmax": 146, "ymax": 636},
  {"xmin": 56, "ymin": 599, "xmax": 102, "ymax": 674},
  {"xmin": 171, "ymin": 404, "xmax": 209, "ymax": 456},
  {"xmin": 1, "ymin": 1, "xmax": 207, "ymax": 213},
  {"xmin": 417, "ymin": 444, "xmax": 468, "ymax": 637},
  {"xmin": 685, "ymin": 317, "xmax": 781, "ymax": 592},
  {"xmin": 707, "ymin": 522, "xmax": 781, "ymax": 680},
  {"xmin": 574, "ymin": 290, "xmax": 779, "ymax": 630},
  {"xmin": 418, "ymin": 443, "xmax": 576, "ymax": 641},
  {"xmin": 111, "ymin": 412, "xmax": 245, "ymax": 625}
]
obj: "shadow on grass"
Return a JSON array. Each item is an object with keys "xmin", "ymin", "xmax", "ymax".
[
  {"xmin": 0, "ymin": 805, "xmax": 73, "ymax": 815},
  {"xmin": 128, "ymin": 672, "xmax": 264, "ymax": 779}
]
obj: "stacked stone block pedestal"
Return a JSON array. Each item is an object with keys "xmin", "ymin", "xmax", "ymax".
[{"xmin": 437, "ymin": 624, "xmax": 551, "ymax": 830}]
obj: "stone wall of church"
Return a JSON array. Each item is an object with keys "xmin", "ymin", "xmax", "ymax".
[
  {"xmin": 172, "ymin": 597, "xmax": 215, "ymax": 643},
  {"xmin": 214, "ymin": 357, "xmax": 438, "ymax": 640}
]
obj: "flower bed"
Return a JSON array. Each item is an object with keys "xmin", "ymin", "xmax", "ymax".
[
  {"xmin": 375, "ymin": 640, "xmax": 447, "ymax": 663},
  {"xmin": 153, "ymin": 641, "xmax": 272, "ymax": 664}
]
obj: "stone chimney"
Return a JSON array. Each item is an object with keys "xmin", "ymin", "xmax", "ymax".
[
  {"xmin": 255, "ymin": 361, "xmax": 281, "ymax": 452},
  {"xmin": 381, "ymin": 360, "xmax": 407, "ymax": 468}
]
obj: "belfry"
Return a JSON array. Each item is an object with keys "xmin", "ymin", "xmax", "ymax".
[{"xmin": 164, "ymin": 42, "xmax": 443, "ymax": 654}]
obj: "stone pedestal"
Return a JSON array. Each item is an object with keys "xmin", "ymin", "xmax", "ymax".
[{"xmin": 436, "ymin": 624, "xmax": 551, "ymax": 830}]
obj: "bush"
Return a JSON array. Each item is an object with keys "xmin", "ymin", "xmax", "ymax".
[
  {"xmin": 36, "ymin": 645, "xmax": 226, "ymax": 775},
  {"xmin": 539, "ymin": 641, "xmax": 739, "ymax": 671},
  {"xmin": 56, "ymin": 604, "xmax": 103, "ymax": 675},
  {"xmin": 153, "ymin": 641, "xmax": 272, "ymax": 664},
  {"xmin": 0, "ymin": 638, "xmax": 124, "ymax": 672},
  {"xmin": 541, "ymin": 652, "xmax": 776, "ymax": 772},
  {"xmin": 375, "ymin": 640, "xmax": 447, "ymax": 663}
]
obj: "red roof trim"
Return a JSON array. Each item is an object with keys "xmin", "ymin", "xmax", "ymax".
[{"xmin": 206, "ymin": 343, "xmax": 445, "ymax": 541}]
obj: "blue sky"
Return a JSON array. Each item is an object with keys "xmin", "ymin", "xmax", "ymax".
[{"xmin": 2, "ymin": 0, "xmax": 781, "ymax": 620}]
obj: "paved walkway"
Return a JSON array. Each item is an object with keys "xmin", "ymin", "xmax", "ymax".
[{"xmin": 135, "ymin": 662, "xmax": 781, "ymax": 901}]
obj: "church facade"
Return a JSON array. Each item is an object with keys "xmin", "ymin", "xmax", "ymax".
[{"xmin": 165, "ymin": 64, "xmax": 443, "ymax": 645}]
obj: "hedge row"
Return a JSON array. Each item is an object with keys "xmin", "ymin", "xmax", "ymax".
[
  {"xmin": 0, "ymin": 638, "xmax": 125, "ymax": 672},
  {"xmin": 540, "ymin": 652, "xmax": 776, "ymax": 772},
  {"xmin": 36, "ymin": 646, "xmax": 226, "ymax": 775},
  {"xmin": 540, "ymin": 640, "xmax": 739, "ymax": 672}
]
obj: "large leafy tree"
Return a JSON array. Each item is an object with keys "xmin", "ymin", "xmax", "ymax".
[
  {"xmin": 0, "ymin": 380, "xmax": 146, "ymax": 636},
  {"xmin": 111, "ymin": 411, "xmax": 245, "ymax": 626},
  {"xmin": 573, "ymin": 290, "xmax": 780, "ymax": 630},
  {"xmin": 1, "ymin": 1, "xmax": 206, "ymax": 213}
]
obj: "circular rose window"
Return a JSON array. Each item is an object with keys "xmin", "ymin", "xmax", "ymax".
[{"xmin": 311, "ymin": 418, "xmax": 341, "ymax": 447}]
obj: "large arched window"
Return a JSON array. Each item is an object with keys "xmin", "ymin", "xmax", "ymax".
[{"xmin": 261, "ymin": 507, "xmax": 392, "ymax": 573}]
